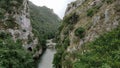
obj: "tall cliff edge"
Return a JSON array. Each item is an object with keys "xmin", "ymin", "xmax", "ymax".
[{"xmin": 53, "ymin": 0, "xmax": 120, "ymax": 68}]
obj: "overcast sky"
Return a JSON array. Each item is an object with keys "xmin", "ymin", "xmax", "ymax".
[{"xmin": 29, "ymin": 0, "xmax": 76, "ymax": 19}]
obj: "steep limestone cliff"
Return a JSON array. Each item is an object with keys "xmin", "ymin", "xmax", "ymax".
[
  {"xmin": 0, "ymin": 0, "xmax": 38, "ymax": 50},
  {"xmin": 53, "ymin": 0, "xmax": 120, "ymax": 68},
  {"xmin": 64, "ymin": 0, "xmax": 120, "ymax": 52},
  {"xmin": 0, "ymin": 0, "xmax": 40, "ymax": 67}
]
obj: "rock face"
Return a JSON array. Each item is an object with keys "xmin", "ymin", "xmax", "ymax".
[
  {"xmin": 0, "ymin": 0, "xmax": 38, "ymax": 50},
  {"xmin": 64, "ymin": 0, "xmax": 120, "ymax": 52},
  {"xmin": 65, "ymin": 0, "xmax": 86, "ymax": 16},
  {"xmin": 54, "ymin": 0, "xmax": 120, "ymax": 68}
]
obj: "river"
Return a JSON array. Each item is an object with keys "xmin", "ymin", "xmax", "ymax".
[{"xmin": 38, "ymin": 48, "xmax": 56, "ymax": 68}]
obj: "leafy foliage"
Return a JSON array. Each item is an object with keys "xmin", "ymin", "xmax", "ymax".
[
  {"xmin": 73, "ymin": 27, "xmax": 120, "ymax": 68},
  {"xmin": 75, "ymin": 27, "xmax": 85, "ymax": 38},
  {"xmin": 0, "ymin": 35, "xmax": 35, "ymax": 68},
  {"xmin": 53, "ymin": 37, "xmax": 70, "ymax": 68}
]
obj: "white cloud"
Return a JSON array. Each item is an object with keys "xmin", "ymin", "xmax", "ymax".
[{"xmin": 29, "ymin": 0, "xmax": 76, "ymax": 19}]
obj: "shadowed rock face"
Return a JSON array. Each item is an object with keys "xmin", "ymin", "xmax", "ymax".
[{"xmin": 0, "ymin": 0, "xmax": 38, "ymax": 49}]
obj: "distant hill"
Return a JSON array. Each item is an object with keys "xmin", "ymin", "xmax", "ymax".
[{"xmin": 29, "ymin": 1, "xmax": 61, "ymax": 46}]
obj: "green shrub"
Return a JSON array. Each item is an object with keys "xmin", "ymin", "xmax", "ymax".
[
  {"xmin": 75, "ymin": 27, "xmax": 85, "ymax": 38},
  {"xmin": 63, "ymin": 37, "xmax": 70, "ymax": 49},
  {"xmin": 87, "ymin": 8, "xmax": 94, "ymax": 17}
]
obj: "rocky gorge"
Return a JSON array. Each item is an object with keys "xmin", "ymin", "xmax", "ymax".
[{"xmin": 0, "ymin": 0, "xmax": 120, "ymax": 68}]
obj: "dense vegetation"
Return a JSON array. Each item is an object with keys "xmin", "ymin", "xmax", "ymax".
[
  {"xmin": 29, "ymin": 2, "xmax": 60, "ymax": 47},
  {"xmin": 53, "ymin": 26, "xmax": 120, "ymax": 68},
  {"xmin": 53, "ymin": 37, "xmax": 70, "ymax": 68},
  {"xmin": 75, "ymin": 27, "xmax": 85, "ymax": 38},
  {"xmin": 0, "ymin": 32, "xmax": 35, "ymax": 68},
  {"xmin": 73, "ymin": 27, "xmax": 120, "ymax": 68}
]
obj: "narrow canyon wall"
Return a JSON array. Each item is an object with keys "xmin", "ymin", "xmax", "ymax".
[
  {"xmin": 53, "ymin": 0, "xmax": 120, "ymax": 68},
  {"xmin": 0, "ymin": 0, "xmax": 38, "ymax": 50}
]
